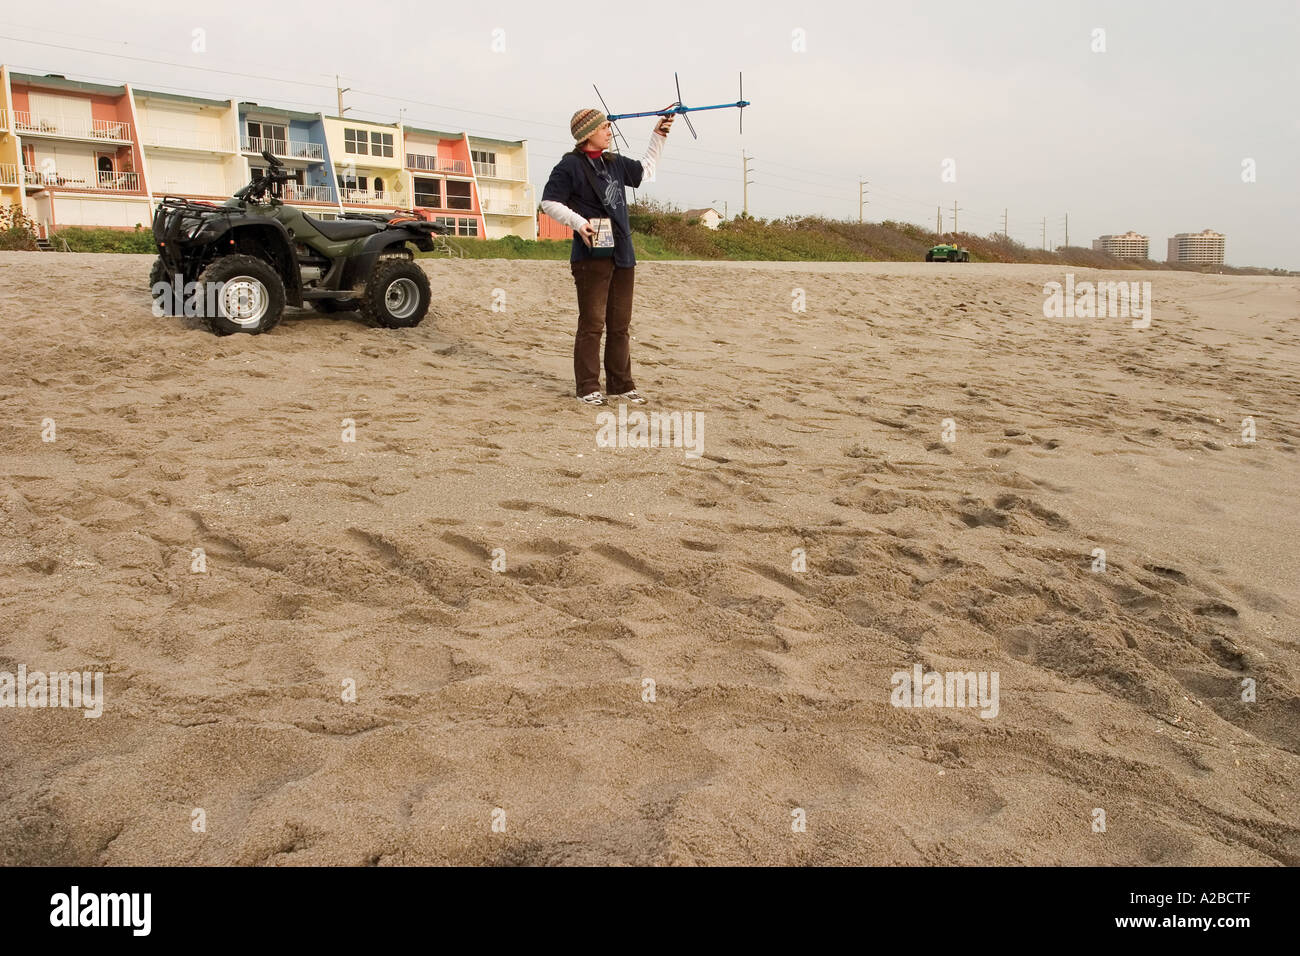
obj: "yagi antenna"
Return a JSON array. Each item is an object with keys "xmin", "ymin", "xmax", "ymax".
[
  {"xmin": 598, "ymin": 71, "xmax": 750, "ymax": 140},
  {"xmin": 591, "ymin": 83, "xmax": 630, "ymax": 152}
]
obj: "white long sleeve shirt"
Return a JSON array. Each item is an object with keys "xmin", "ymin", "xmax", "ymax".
[{"xmin": 539, "ymin": 128, "xmax": 667, "ymax": 230}]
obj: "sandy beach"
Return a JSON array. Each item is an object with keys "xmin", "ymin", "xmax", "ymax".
[{"xmin": 1, "ymin": 250, "xmax": 1297, "ymax": 865}]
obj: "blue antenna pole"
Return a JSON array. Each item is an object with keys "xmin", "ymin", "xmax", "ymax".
[{"xmin": 606, "ymin": 102, "xmax": 749, "ymax": 122}]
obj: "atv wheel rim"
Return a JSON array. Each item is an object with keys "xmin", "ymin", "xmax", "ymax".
[
  {"xmin": 220, "ymin": 277, "xmax": 269, "ymax": 326},
  {"xmin": 385, "ymin": 277, "xmax": 419, "ymax": 320}
]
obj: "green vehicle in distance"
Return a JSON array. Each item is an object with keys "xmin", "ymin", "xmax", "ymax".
[{"xmin": 925, "ymin": 243, "xmax": 970, "ymax": 262}]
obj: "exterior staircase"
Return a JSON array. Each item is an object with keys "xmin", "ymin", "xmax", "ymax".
[
  {"xmin": 431, "ymin": 232, "xmax": 463, "ymax": 258},
  {"xmin": 35, "ymin": 237, "xmax": 54, "ymax": 252}
]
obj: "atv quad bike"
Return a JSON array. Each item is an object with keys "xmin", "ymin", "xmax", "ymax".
[
  {"xmin": 925, "ymin": 243, "xmax": 970, "ymax": 263},
  {"xmin": 150, "ymin": 149, "xmax": 448, "ymax": 335}
]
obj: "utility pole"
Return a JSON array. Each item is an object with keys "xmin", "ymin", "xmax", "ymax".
[
  {"xmin": 1001, "ymin": 208, "xmax": 1008, "ymax": 238},
  {"xmin": 1063, "ymin": 212, "xmax": 1069, "ymax": 249},
  {"xmin": 336, "ymin": 75, "xmax": 351, "ymax": 117},
  {"xmin": 950, "ymin": 200, "xmax": 960, "ymax": 235},
  {"xmin": 936, "ymin": 206, "xmax": 942, "ymax": 235},
  {"xmin": 742, "ymin": 151, "xmax": 754, "ymax": 217},
  {"xmin": 858, "ymin": 179, "xmax": 869, "ymax": 223},
  {"xmin": 1041, "ymin": 217, "xmax": 1047, "ymax": 250}
]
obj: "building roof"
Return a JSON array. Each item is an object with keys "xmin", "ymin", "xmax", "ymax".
[
  {"xmin": 240, "ymin": 102, "xmax": 323, "ymax": 123},
  {"xmin": 323, "ymin": 114, "xmax": 399, "ymax": 128},
  {"xmin": 404, "ymin": 124, "xmax": 463, "ymax": 141},
  {"xmin": 684, "ymin": 207, "xmax": 722, "ymax": 218},
  {"xmin": 11, "ymin": 71, "xmax": 125, "ymax": 96},
  {"xmin": 466, "ymin": 134, "xmax": 525, "ymax": 148},
  {"xmin": 135, "ymin": 88, "xmax": 231, "ymax": 109}
]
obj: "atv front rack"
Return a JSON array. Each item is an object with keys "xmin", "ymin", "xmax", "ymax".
[{"xmin": 153, "ymin": 196, "xmax": 228, "ymax": 251}]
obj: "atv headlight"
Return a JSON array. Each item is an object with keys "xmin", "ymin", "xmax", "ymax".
[{"xmin": 184, "ymin": 222, "xmax": 206, "ymax": 239}]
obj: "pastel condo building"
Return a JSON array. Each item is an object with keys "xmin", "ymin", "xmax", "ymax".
[{"xmin": 0, "ymin": 66, "xmax": 537, "ymax": 241}]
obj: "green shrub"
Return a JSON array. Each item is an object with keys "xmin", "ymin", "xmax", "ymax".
[
  {"xmin": 0, "ymin": 203, "xmax": 38, "ymax": 251},
  {"xmin": 49, "ymin": 226, "xmax": 156, "ymax": 254}
]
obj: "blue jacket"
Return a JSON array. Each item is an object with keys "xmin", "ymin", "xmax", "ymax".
[{"xmin": 541, "ymin": 149, "xmax": 644, "ymax": 268}]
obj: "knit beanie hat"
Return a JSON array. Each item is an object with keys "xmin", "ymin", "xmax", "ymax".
[{"xmin": 570, "ymin": 108, "xmax": 607, "ymax": 145}]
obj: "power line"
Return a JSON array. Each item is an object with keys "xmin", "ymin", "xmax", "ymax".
[{"xmin": 0, "ymin": 32, "xmax": 336, "ymax": 90}]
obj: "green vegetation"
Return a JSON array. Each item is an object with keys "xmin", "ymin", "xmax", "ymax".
[
  {"xmin": 49, "ymin": 225, "xmax": 155, "ymax": 254},
  {"xmin": 14, "ymin": 204, "xmax": 1292, "ymax": 274},
  {"xmin": 0, "ymin": 204, "xmax": 38, "ymax": 251},
  {"xmin": 424, "ymin": 230, "xmax": 691, "ymax": 261},
  {"xmin": 618, "ymin": 202, "xmax": 1155, "ymax": 269}
]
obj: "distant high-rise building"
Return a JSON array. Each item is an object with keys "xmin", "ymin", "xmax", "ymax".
[
  {"xmin": 1092, "ymin": 231, "xmax": 1149, "ymax": 259},
  {"xmin": 1167, "ymin": 229, "xmax": 1226, "ymax": 264}
]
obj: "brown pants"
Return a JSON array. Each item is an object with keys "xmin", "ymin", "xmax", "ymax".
[{"xmin": 570, "ymin": 258, "xmax": 635, "ymax": 396}]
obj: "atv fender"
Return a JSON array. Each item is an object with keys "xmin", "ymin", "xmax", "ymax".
[
  {"xmin": 196, "ymin": 216, "xmax": 302, "ymax": 304},
  {"xmin": 342, "ymin": 232, "xmax": 425, "ymax": 290}
]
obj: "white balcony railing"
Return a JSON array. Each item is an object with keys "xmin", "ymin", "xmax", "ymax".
[
  {"xmin": 481, "ymin": 183, "xmax": 534, "ymax": 216},
  {"xmin": 339, "ymin": 187, "xmax": 386, "ymax": 204},
  {"xmin": 482, "ymin": 199, "xmax": 528, "ymax": 215},
  {"xmin": 0, "ymin": 163, "xmax": 18, "ymax": 186},
  {"xmin": 473, "ymin": 161, "xmax": 525, "ymax": 181},
  {"xmin": 405, "ymin": 153, "xmax": 467, "ymax": 174},
  {"xmin": 242, "ymin": 136, "xmax": 324, "ymax": 161},
  {"xmin": 153, "ymin": 180, "xmax": 226, "ymax": 197},
  {"xmin": 282, "ymin": 182, "xmax": 333, "ymax": 203},
  {"xmin": 142, "ymin": 126, "xmax": 232, "ymax": 151},
  {"xmin": 14, "ymin": 111, "xmax": 131, "ymax": 142},
  {"xmin": 23, "ymin": 166, "xmax": 139, "ymax": 191}
]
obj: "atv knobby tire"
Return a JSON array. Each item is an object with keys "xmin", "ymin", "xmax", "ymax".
[
  {"xmin": 196, "ymin": 254, "xmax": 286, "ymax": 336},
  {"xmin": 360, "ymin": 259, "xmax": 431, "ymax": 329},
  {"xmin": 148, "ymin": 256, "xmax": 175, "ymax": 314}
]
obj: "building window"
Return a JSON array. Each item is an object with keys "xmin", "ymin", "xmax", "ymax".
[
  {"xmin": 370, "ymin": 132, "xmax": 394, "ymax": 158},
  {"xmin": 344, "ymin": 128, "xmax": 369, "ymax": 155},
  {"xmin": 460, "ymin": 217, "xmax": 478, "ymax": 237},
  {"xmin": 414, "ymin": 178, "xmax": 441, "ymax": 208},
  {"xmin": 446, "ymin": 179, "xmax": 472, "ymax": 211},
  {"xmin": 248, "ymin": 121, "xmax": 287, "ymax": 152},
  {"xmin": 373, "ymin": 177, "xmax": 384, "ymax": 198}
]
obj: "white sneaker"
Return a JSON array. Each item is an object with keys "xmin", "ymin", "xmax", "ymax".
[
  {"xmin": 578, "ymin": 391, "xmax": 606, "ymax": 406},
  {"xmin": 612, "ymin": 390, "xmax": 648, "ymax": 405}
]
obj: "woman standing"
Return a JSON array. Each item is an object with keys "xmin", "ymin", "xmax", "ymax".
[{"xmin": 540, "ymin": 108, "xmax": 673, "ymax": 406}]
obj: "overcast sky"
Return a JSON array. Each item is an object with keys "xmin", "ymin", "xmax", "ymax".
[{"xmin": 3, "ymin": 0, "xmax": 1297, "ymax": 267}]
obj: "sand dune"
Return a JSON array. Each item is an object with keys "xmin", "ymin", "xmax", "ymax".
[{"xmin": 1, "ymin": 251, "xmax": 1297, "ymax": 865}]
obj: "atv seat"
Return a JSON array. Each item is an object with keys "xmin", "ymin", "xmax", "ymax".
[{"xmin": 304, "ymin": 214, "xmax": 384, "ymax": 240}]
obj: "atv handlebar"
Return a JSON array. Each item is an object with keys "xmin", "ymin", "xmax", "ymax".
[{"xmin": 234, "ymin": 150, "xmax": 292, "ymax": 202}]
